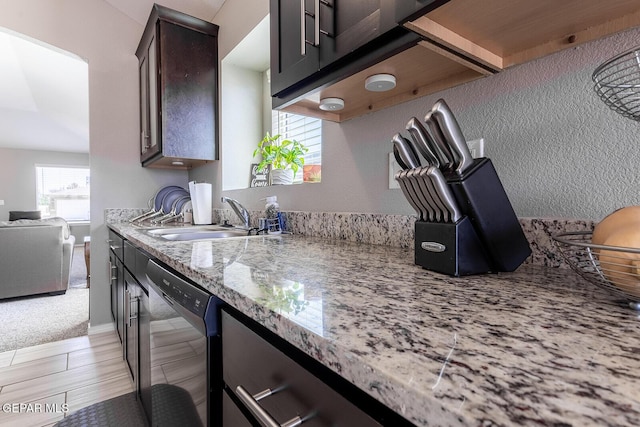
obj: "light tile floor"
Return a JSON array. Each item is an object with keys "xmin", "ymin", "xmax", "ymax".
[{"xmin": 0, "ymin": 330, "xmax": 134, "ymax": 427}]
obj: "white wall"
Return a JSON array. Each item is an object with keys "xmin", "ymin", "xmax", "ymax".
[
  {"xmin": 220, "ymin": 63, "xmax": 264, "ymax": 190},
  {"xmin": 0, "ymin": 148, "xmax": 89, "ymax": 220},
  {"xmin": 0, "ymin": 0, "xmax": 188, "ymax": 328}
]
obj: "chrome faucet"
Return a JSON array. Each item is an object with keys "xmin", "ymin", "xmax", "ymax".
[{"xmin": 221, "ymin": 197, "xmax": 250, "ymax": 229}]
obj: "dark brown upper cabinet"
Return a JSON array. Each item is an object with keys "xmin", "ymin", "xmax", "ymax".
[{"xmin": 136, "ymin": 4, "xmax": 219, "ymax": 169}]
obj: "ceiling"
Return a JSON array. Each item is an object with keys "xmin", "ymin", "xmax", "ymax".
[{"xmin": 0, "ymin": 0, "xmax": 227, "ymax": 154}]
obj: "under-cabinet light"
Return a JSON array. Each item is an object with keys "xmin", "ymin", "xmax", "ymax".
[
  {"xmin": 365, "ymin": 74, "xmax": 396, "ymax": 92},
  {"xmin": 319, "ymin": 97, "xmax": 345, "ymax": 111}
]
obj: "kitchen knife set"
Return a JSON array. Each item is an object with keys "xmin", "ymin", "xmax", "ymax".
[{"xmin": 393, "ymin": 99, "xmax": 531, "ymax": 276}]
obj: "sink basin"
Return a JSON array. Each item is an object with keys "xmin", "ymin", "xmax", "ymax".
[
  {"xmin": 160, "ymin": 229, "xmax": 251, "ymax": 241},
  {"xmin": 143, "ymin": 225, "xmax": 262, "ymax": 241}
]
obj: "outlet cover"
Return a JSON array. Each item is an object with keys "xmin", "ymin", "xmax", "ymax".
[
  {"xmin": 0, "ymin": 200, "xmax": 4, "ymax": 206},
  {"xmin": 388, "ymin": 153, "xmax": 400, "ymax": 189},
  {"xmin": 467, "ymin": 138, "xmax": 485, "ymax": 158}
]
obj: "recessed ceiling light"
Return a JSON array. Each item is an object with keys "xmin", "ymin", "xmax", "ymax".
[
  {"xmin": 319, "ymin": 97, "xmax": 345, "ymax": 111},
  {"xmin": 171, "ymin": 160, "xmax": 185, "ymax": 166},
  {"xmin": 365, "ymin": 74, "xmax": 396, "ymax": 92}
]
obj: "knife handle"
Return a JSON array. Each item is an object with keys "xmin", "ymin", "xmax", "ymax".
[
  {"xmin": 392, "ymin": 133, "xmax": 421, "ymax": 169},
  {"xmin": 395, "ymin": 170, "xmax": 425, "ymax": 221},
  {"xmin": 392, "ymin": 145, "xmax": 408, "ymax": 170},
  {"xmin": 427, "ymin": 166, "xmax": 462, "ymax": 223},
  {"xmin": 431, "ymin": 99, "xmax": 474, "ymax": 175},
  {"xmin": 424, "ymin": 111, "xmax": 455, "ymax": 171},
  {"xmin": 405, "ymin": 118, "xmax": 440, "ymax": 168}
]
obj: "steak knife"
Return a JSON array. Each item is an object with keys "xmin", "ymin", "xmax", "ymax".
[
  {"xmin": 397, "ymin": 170, "xmax": 429, "ymax": 221},
  {"xmin": 418, "ymin": 166, "xmax": 450, "ymax": 223},
  {"xmin": 407, "ymin": 168, "xmax": 439, "ymax": 222},
  {"xmin": 394, "ymin": 170, "xmax": 424, "ymax": 220},
  {"xmin": 430, "ymin": 99, "xmax": 474, "ymax": 175},
  {"xmin": 427, "ymin": 166, "xmax": 463, "ymax": 223}
]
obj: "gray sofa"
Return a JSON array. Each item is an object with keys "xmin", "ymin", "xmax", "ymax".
[{"xmin": 0, "ymin": 217, "xmax": 76, "ymax": 299}]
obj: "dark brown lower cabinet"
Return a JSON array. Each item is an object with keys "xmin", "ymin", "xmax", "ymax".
[{"xmin": 222, "ymin": 309, "xmax": 384, "ymax": 426}]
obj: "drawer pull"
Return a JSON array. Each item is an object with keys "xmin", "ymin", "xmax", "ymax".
[{"xmin": 236, "ymin": 385, "xmax": 303, "ymax": 427}]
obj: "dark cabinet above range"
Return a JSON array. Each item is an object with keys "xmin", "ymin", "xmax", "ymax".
[
  {"xmin": 272, "ymin": 0, "xmax": 640, "ymax": 122},
  {"xmin": 136, "ymin": 4, "xmax": 219, "ymax": 169}
]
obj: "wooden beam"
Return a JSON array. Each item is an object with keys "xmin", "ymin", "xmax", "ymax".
[
  {"xmin": 405, "ymin": 16, "xmax": 504, "ymax": 72},
  {"xmin": 417, "ymin": 40, "xmax": 494, "ymax": 76}
]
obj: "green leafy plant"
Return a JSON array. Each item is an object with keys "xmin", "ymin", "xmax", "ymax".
[{"xmin": 253, "ymin": 132, "xmax": 308, "ymax": 179}]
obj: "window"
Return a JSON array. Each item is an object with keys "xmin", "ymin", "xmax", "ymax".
[
  {"xmin": 272, "ymin": 111, "xmax": 322, "ymax": 183},
  {"xmin": 35, "ymin": 166, "xmax": 90, "ymax": 221}
]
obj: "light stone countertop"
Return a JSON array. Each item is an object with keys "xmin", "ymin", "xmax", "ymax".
[{"xmin": 109, "ymin": 221, "xmax": 640, "ymax": 427}]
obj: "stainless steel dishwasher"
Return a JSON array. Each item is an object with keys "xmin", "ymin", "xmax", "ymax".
[{"xmin": 145, "ymin": 259, "xmax": 223, "ymax": 427}]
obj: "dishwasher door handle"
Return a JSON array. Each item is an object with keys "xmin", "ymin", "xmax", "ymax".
[{"xmin": 236, "ymin": 385, "xmax": 303, "ymax": 427}]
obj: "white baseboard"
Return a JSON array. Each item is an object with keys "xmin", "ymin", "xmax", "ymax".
[{"xmin": 88, "ymin": 322, "xmax": 115, "ymax": 335}]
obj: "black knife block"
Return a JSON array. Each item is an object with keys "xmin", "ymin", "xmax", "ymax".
[
  {"xmin": 415, "ymin": 217, "xmax": 492, "ymax": 276},
  {"xmin": 413, "ymin": 157, "xmax": 531, "ymax": 276},
  {"xmin": 444, "ymin": 157, "xmax": 531, "ymax": 272}
]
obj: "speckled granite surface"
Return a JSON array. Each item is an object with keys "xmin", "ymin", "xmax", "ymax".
[
  {"xmin": 108, "ymin": 214, "xmax": 639, "ymax": 427},
  {"xmin": 107, "ymin": 209, "xmax": 595, "ymax": 268}
]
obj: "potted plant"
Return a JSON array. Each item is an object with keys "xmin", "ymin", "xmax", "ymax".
[{"xmin": 253, "ymin": 132, "xmax": 308, "ymax": 185}]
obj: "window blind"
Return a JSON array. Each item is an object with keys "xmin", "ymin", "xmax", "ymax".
[{"xmin": 272, "ymin": 111, "xmax": 322, "ymax": 182}]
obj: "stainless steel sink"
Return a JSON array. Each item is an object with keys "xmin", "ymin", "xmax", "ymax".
[
  {"xmin": 144, "ymin": 225, "xmax": 255, "ymax": 241},
  {"xmin": 160, "ymin": 229, "xmax": 252, "ymax": 241}
]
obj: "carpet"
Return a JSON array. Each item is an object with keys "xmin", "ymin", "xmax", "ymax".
[
  {"xmin": 0, "ymin": 246, "xmax": 89, "ymax": 353},
  {"xmin": 69, "ymin": 245, "xmax": 89, "ymax": 289}
]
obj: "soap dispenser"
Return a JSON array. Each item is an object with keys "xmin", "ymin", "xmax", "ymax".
[{"xmin": 263, "ymin": 196, "xmax": 282, "ymax": 234}]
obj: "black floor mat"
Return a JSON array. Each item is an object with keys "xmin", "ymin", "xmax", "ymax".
[{"xmin": 54, "ymin": 392, "xmax": 147, "ymax": 427}]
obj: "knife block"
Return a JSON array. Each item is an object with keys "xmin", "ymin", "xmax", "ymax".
[
  {"xmin": 415, "ymin": 217, "xmax": 492, "ymax": 276},
  {"xmin": 444, "ymin": 158, "xmax": 531, "ymax": 272}
]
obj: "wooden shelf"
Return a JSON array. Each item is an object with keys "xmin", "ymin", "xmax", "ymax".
[
  {"xmin": 280, "ymin": 43, "xmax": 488, "ymax": 122},
  {"xmin": 279, "ymin": 0, "xmax": 640, "ymax": 122},
  {"xmin": 407, "ymin": 0, "xmax": 640, "ymax": 70}
]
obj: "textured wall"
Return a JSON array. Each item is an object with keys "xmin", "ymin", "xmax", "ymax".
[
  {"xmin": 434, "ymin": 29, "xmax": 640, "ymax": 221},
  {"xmin": 212, "ymin": 24, "xmax": 640, "ymax": 223}
]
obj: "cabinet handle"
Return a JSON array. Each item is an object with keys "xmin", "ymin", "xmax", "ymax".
[
  {"xmin": 106, "ymin": 239, "xmax": 121, "ymax": 251},
  {"xmin": 313, "ymin": 0, "xmax": 320, "ymax": 47},
  {"xmin": 301, "ymin": 0, "xmax": 321, "ymax": 55},
  {"xmin": 128, "ymin": 292, "xmax": 139, "ymax": 328},
  {"xmin": 236, "ymin": 386, "xmax": 303, "ymax": 427},
  {"xmin": 300, "ymin": 0, "xmax": 306, "ymax": 55},
  {"xmin": 109, "ymin": 262, "xmax": 117, "ymax": 281}
]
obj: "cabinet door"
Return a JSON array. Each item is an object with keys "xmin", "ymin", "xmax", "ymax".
[
  {"xmin": 222, "ymin": 311, "xmax": 382, "ymax": 426},
  {"xmin": 270, "ymin": 0, "xmax": 320, "ymax": 96},
  {"xmin": 222, "ymin": 390, "xmax": 253, "ymax": 427},
  {"xmin": 140, "ymin": 34, "xmax": 160, "ymax": 163},
  {"xmin": 395, "ymin": 0, "xmax": 445, "ymax": 23},
  {"xmin": 319, "ymin": 0, "xmax": 397, "ymax": 67},
  {"xmin": 158, "ymin": 21, "xmax": 216, "ymax": 161},
  {"xmin": 124, "ymin": 272, "xmax": 140, "ymax": 388}
]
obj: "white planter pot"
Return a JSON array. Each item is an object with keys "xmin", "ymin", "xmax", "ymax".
[{"xmin": 271, "ymin": 169, "xmax": 294, "ymax": 185}]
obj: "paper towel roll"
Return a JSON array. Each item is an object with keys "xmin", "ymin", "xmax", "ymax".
[{"xmin": 189, "ymin": 181, "xmax": 212, "ymax": 225}]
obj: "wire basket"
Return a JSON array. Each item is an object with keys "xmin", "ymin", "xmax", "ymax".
[
  {"xmin": 552, "ymin": 231, "xmax": 640, "ymax": 309},
  {"xmin": 592, "ymin": 46, "xmax": 640, "ymax": 121}
]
